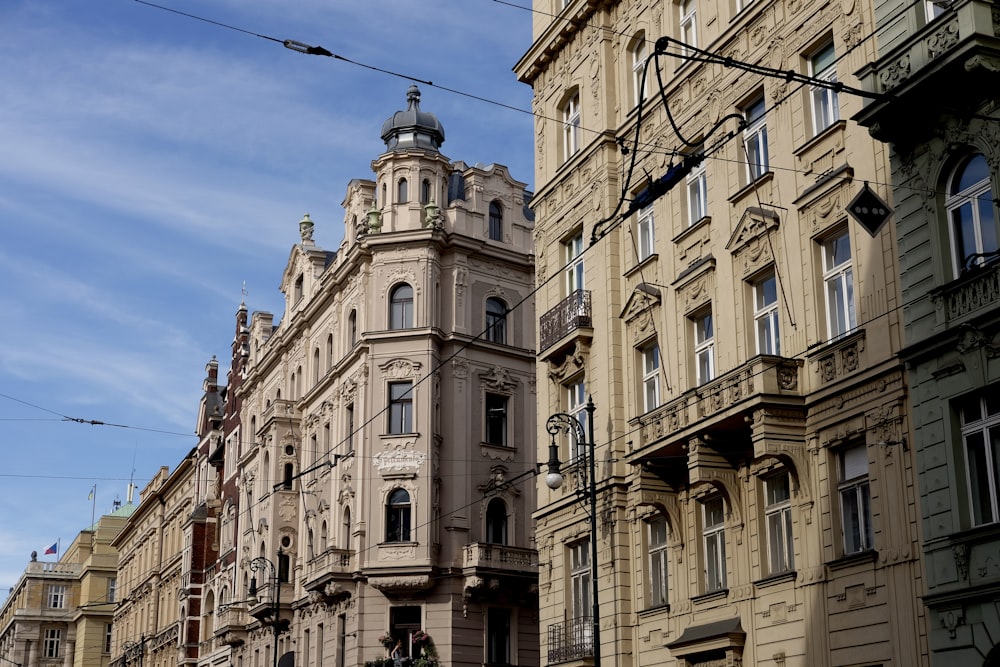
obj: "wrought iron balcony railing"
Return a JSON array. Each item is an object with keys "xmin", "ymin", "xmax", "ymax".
[
  {"xmin": 547, "ymin": 616, "xmax": 594, "ymax": 664},
  {"xmin": 540, "ymin": 290, "xmax": 592, "ymax": 352}
]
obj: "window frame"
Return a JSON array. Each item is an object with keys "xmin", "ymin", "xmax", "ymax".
[
  {"xmin": 389, "ymin": 283, "xmax": 414, "ymax": 330},
  {"xmin": 565, "ymin": 232, "xmax": 585, "ymax": 295},
  {"xmin": 764, "ymin": 472, "xmax": 794, "ymax": 574},
  {"xmin": 631, "ymin": 33, "xmax": 648, "ymax": 106},
  {"xmin": 636, "ymin": 204, "xmax": 656, "ymax": 262},
  {"xmin": 753, "ymin": 271, "xmax": 780, "ymax": 355},
  {"xmin": 398, "ymin": 178, "xmax": 409, "ymax": 203},
  {"xmin": 946, "ymin": 153, "xmax": 997, "ymax": 276},
  {"xmin": 48, "ymin": 584, "xmax": 66, "ymax": 609},
  {"xmin": 701, "ymin": 497, "xmax": 727, "ymax": 592},
  {"xmin": 485, "ymin": 498, "xmax": 509, "ymax": 545},
  {"xmin": 489, "ymin": 200, "xmax": 504, "ymax": 241},
  {"xmin": 641, "ymin": 343, "xmax": 662, "ymax": 413},
  {"xmin": 809, "ymin": 41, "xmax": 840, "ymax": 135},
  {"xmin": 679, "ymin": 0, "xmax": 697, "ymax": 53},
  {"xmin": 648, "ymin": 515, "xmax": 669, "ymax": 608},
  {"xmin": 822, "ymin": 230, "xmax": 856, "ymax": 340},
  {"xmin": 485, "ymin": 297, "xmax": 508, "ymax": 344},
  {"xmin": 961, "ymin": 390, "xmax": 1000, "ymax": 526},
  {"xmin": 693, "ymin": 309, "xmax": 715, "ymax": 385},
  {"xmin": 566, "ymin": 378, "xmax": 588, "ymax": 461},
  {"xmin": 388, "ymin": 381, "xmax": 414, "ymax": 435},
  {"xmin": 686, "ymin": 159, "xmax": 708, "ymax": 226},
  {"xmin": 563, "ymin": 93, "xmax": 581, "ymax": 162},
  {"xmin": 44, "ymin": 628, "xmax": 61, "ymax": 658},
  {"xmin": 385, "ymin": 488, "xmax": 412, "ymax": 543},
  {"xmin": 487, "ymin": 607, "xmax": 512, "ymax": 665},
  {"xmin": 569, "ymin": 540, "xmax": 592, "ymax": 621},
  {"xmin": 743, "ymin": 96, "xmax": 769, "ymax": 182},
  {"xmin": 839, "ymin": 444, "xmax": 874, "ymax": 553},
  {"xmin": 485, "ymin": 393, "xmax": 509, "ymax": 447}
]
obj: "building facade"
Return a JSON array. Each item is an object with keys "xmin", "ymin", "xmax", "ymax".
[
  {"xmin": 855, "ymin": 1, "xmax": 1000, "ymax": 664},
  {"xmin": 516, "ymin": 0, "xmax": 928, "ymax": 665},
  {"xmin": 0, "ymin": 505, "xmax": 134, "ymax": 667},
  {"xmin": 205, "ymin": 86, "xmax": 540, "ymax": 667}
]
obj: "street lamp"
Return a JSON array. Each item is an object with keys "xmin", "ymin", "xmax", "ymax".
[
  {"xmin": 544, "ymin": 397, "xmax": 599, "ymax": 667},
  {"xmin": 247, "ymin": 548, "xmax": 286, "ymax": 667}
]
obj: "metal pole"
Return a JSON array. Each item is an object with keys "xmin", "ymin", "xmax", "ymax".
[
  {"xmin": 273, "ymin": 549, "xmax": 282, "ymax": 667},
  {"xmin": 585, "ymin": 397, "xmax": 600, "ymax": 667}
]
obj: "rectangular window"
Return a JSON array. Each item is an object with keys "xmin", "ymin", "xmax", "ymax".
[
  {"xmin": 487, "ymin": 608, "xmax": 512, "ymax": 665},
  {"xmin": 563, "ymin": 94, "xmax": 581, "ymax": 161},
  {"xmin": 679, "ymin": 0, "xmax": 697, "ymax": 53},
  {"xmin": 839, "ymin": 445, "xmax": 873, "ymax": 552},
  {"xmin": 44, "ymin": 628, "xmax": 61, "ymax": 658},
  {"xmin": 693, "ymin": 309, "xmax": 715, "ymax": 385},
  {"xmin": 961, "ymin": 390, "xmax": 1000, "ymax": 525},
  {"xmin": 764, "ymin": 473, "xmax": 794, "ymax": 573},
  {"xmin": 345, "ymin": 405, "xmax": 354, "ymax": 453},
  {"xmin": 485, "ymin": 393, "xmax": 509, "ymax": 446},
  {"xmin": 107, "ymin": 577, "xmax": 117, "ymax": 604},
  {"xmin": 637, "ymin": 204, "xmax": 655, "ymax": 262},
  {"xmin": 48, "ymin": 585, "xmax": 66, "ymax": 609},
  {"xmin": 388, "ymin": 382, "xmax": 413, "ymax": 434},
  {"xmin": 753, "ymin": 272, "xmax": 780, "ymax": 355},
  {"xmin": 565, "ymin": 232, "xmax": 585, "ymax": 294},
  {"xmin": 570, "ymin": 540, "xmax": 592, "ymax": 622},
  {"xmin": 641, "ymin": 344, "xmax": 661, "ymax": 413},
  {"xmin": 648, "ymin": 516, "xmax": 669, "ymax": 607},
  {"xmin": 822, "ymin": 230, "xmax": 856, "ymax": 340},
  {"xmin": 809, "ymin": 41, "xmax": 840, "ymax": 134},
  {"xmin": 105, "ymin": 623, "xmax": 113, "ymax": 653},
  {"xmin": 632, "ymin": 37, "xmax": 648, "ymax": 106},
  {"xmin": 567, "ymin": 379, "xmax": 587, "ymax": 460},
  {"xmin": 702, "ymin": 497, "xmax": 727, "ymax": 592},
  {"xmin": 743, "ymin": 96, "xmax": 769, "ymax": 181},
  {"xmin": 686, "ymin": 160, "xmax": 708, "ymax": 226}
]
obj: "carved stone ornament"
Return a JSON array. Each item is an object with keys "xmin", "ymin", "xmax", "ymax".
[
  {"xmin": 547, "ymin": 340, "xmax": 590, "ymax": 383},
  {"xmin": 952, "ymin": 543, "xmax": 969, "ymax": 580},
  {"xmin": 369, "ymin": 575, "xmax": 432, "ymax": 593},
  {"xmin": 481, "ymin": 366, "xmax": 518, "ymax": 393},
  {"xmin": 379, "ymin": 358, "xmax": 421, "ymax": 379},
  {"xmin": 373, "ymin": 448, "xmax": 425, "ymax": 473}
]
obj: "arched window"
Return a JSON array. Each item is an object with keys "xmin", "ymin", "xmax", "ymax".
[
  {"xmin": 486, "ymin": 498, "xmax": 508, "ymax": 545},
  {"xmin": 202, "ymin": 590, "xmax": 215, "ymax": 640},
  {"xmin": 398, "ymin": 178, "xmax": 409, "ymax": 203},
  {"xmin": 562, "ymin": 92, "xmax": 581, "ymax": 162},
  {"xmin": 947, "ymin": 153, "xmax": 997, "ymax": 274},
  {"xmin": 386, "ymin": 489, "xmax": 411, "ymax": 542},
  {"xmin": 320, "ymin": 520, "xmax": 328, "ymax": 549},
  {"xmin": 278, "ymin": 551, "xmax": 290, "ymax": 583},
  {"xmin": 296, "ymin": 366, "xmax": 303, "ymax": 399},
  {"xmin": 485, "ymin": 297, "xmax": 507, "ymax": 344},
  {"xmin": 631, "ymin": 32, "xmax": 648, "ymax": 106},
  {"xmin": 327, "ymin": 334, "xmax": 334, "ymax": 370},
  {"xmin": 348, "ymin": 310, "xmax": 357, "ymax": 346},
  {"xmin": 390, "ymin": 284, "xmax": 414, "ymax": 329},
  {"xmin": 421, "ymin": 178, "xmax": 432, "ymax": 204},
  {"xmin": 489, "ymin": 201, "xmax": 503, "ymax": 241},
  {"xmin": 313, "ymin": 347, "xmax": 320, "ymax": 385}
]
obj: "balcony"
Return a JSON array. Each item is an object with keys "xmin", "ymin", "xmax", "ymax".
[
  {"xmin": 214, "ymin": 605, "xmax": 249, "ymax": 644},
  {"xmin": 934, "ymin": 261, "xmax": 1000, "ymax": 327},
  {"xmin": 631, "ymin": 355, "xmax": 802, "ymax": 454},
  {"xmin": 303, "ymin": 548, "xmax": 355, "ymax": 604},
  {"xmin": 540, "ymin": 290, "xmax": 592, "ymax": 354},
  {"xmin": 463, "ymin": 543, "xmax": 538, "ymax": 575},
  {"xmin": 547, "ymin": 617, "xmax": 594, "ymax": 664}
]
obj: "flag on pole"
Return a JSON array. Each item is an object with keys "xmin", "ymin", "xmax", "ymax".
[
  {"xmin": 88, "ymin": 485, "xmax": 95, "ymax": 501},
  {"xmin": 44, "ymin": 542, "xmax": 58, "ymax": 555}
]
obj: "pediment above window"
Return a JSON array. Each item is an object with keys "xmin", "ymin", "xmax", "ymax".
[
  {"xmin": 620, "ymin": 282, "xmax": 662, "ymax": 323},
  {"xmin": 726, "ymin": 207, "xmax": 780, "ymax": 256}
]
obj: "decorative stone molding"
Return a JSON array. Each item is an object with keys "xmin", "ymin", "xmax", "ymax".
[
  {"xmin": 379, "ymin": 358, "xmax": 421, "ymax": 379},
  {"xmin": 547, "ymin": 340, "xmax": 590, "ymax": 383},
  {"xmin": 952, "ymin": 543, "xmax": 969, "ymax": 581},
  {"xmin": 373, "ymin": 447, "xmax": 425, "ymax": 473},
  {"xmin": 480, "ymin": 366, "xmax": 518, "ymax": 393},
  {"xmin": 368, "ymin": 574, "xmax": 432, "ymax": 593}
]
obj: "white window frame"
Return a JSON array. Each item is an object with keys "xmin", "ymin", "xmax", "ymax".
[
  {"xmin": 743, "ymin": 96, "xmax": 769, "ymax": 182},
  {"xmin": 702, "ymin": 497, "xmax": 727, "ymax": 592},
  {"xmin": 694, "ymin": 309, "xmax": 715, "ymax": 385},
  {"xmin": 686, "ymin": 160, "xmax": 707, "ymax": 226},
  {"xmin": 809, "ymin": 41, "xmax": 840, "ymax": 135},
  {"xmin": 925, "ymin": 0, "xmax": 947, "ymax": 22},
  {"xmin": 822, "ymin": 230, "xmax": 856, "ymax": 340},
  {"xmin": 389, "ymin": 283, "xmax": 414, "ymax": 329},
  {"xmin": 48, "ymin": 584, "xmax": 66, "ymax": 609},
  {"xmin": 632, "ymin": 35, "xmax": 648, "ymax": 106},
  {"xmin": 565, "ymin": 232, "xmax": 585, "ymax": 295},
  {"xmin": 388, "ymin": 381, "xmax": 413, "ymax": 434},
  {"xmin": 961, "ymin": 390, "xmax": 1000, "ymax": 526},
  {"xmin": 946, "ymin": 153, "xmax": 997, "ymax": 276},
  {"xmin": 570, "ymin": 540, "xmax": 592, "ymax": 623},
  {"xmin": 753, "ymin": 271, "xmax": 780, "ymax": 355},
  {"xmin": 764, "ymin": 473, "xmax": 794, "ymax": 574},
  {"xmin": 485, "ymin": 297, "xmax": 508, "ymax": 344},
  {"xmin": 839, "ymin": 444, "xmax": 873, "ymax": 553},
  {"xmin": 563, "ymin": 93, "xmax": 581, "ymax": 162},
  {"xmin": 641, "ymin": 344, "xmax": 661, "ymax": 413},
  {"xmin": 107, "ymin": 577, "xmax": 117, "ymax": 604},
  {"xmin": 679, "ymin": 0, "xmax": 697, "ymax": 54},
  {"xmin": 567, "ymin": 378, "xmax": 587, "ymax": 461},
  {"xmin": 637, "ymin": 204, "xmax": 655, "ymax": 262},
  {"xmin": 648, "ymin": 515, "xmax": 669, "ymax": 607},
  {"xmin": 44, "ymin": 628, "xmax": 61, "ymax": 658}
]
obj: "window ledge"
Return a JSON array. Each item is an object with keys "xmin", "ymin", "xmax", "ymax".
[
  {"xmin": 690, "ymin": 588, "xmax": 729, "ymax": 604},
  {"xmin": 826, "ymin": 549, "xmax": 878, "ymax": 571},
  {"xmin": 638, "ymin": 603, "xmax": 671, "ymax": 617},
  {"xmin": 753, "ymin": 570, "xmax": 796, "ymax": 588},
  {"xmin": 671, "ymin": 216, "xmax": 711, "ymax": 245},
  {"xmin": 793, "ymin": 119, "xmax": 847, "ymax": 157},
  {"xmin": 727, "ymin": 171, "xmax": 774, "ymax": 204}
]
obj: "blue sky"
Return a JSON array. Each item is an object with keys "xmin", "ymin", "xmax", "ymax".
[{"xmin": 0, "ymin": 0, "xmax": 535, "ymax": 591}]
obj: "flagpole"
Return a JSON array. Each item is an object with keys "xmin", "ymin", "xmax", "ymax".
[{"xmin": 90, "ymin": 484, "xmax": 97, "ymax": 548}]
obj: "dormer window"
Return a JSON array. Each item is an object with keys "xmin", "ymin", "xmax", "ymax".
[{"xmin": 294, "ymin": 274, "xmax": 304, "ymax": 303}]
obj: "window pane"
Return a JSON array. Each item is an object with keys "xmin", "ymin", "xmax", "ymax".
[
  {"xmin": 967, "ymin": 431, "xmax": 994, "ymax": 525},
  {"xmin": 841, "ymin": 445, "xmax": 867, "ymax": 480},
  {"xmin": 954, "ymin": 154, "xmax": 990, "ymax": 193}
]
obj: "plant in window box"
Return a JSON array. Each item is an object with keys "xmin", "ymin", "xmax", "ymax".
[{"xmin": 379, "ymin": 633, "xmax": 395, "ymax": 650}]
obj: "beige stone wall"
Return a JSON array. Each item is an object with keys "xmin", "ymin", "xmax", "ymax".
[{"xmin": 518, "ymin": 0, "xmax": 928, "ymax": 665}]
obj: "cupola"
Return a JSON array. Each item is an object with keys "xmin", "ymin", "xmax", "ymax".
[{"xmin": 380, "ymin": 85, "xmax": 445, "ymax": 152}]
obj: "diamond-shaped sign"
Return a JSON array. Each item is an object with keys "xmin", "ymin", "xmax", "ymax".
[{"xmin": 847, "ymin": 182, "xmax": 893, "ymax": 237}]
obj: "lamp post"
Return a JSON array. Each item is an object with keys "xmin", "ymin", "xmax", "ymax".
[
  {"xmin": 247, "ymin": 548, "xmax": 285, "ymax": 667},
  {"xmin": 544, "ymin": 397, "xmax": 599, "ymax": 667}
]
